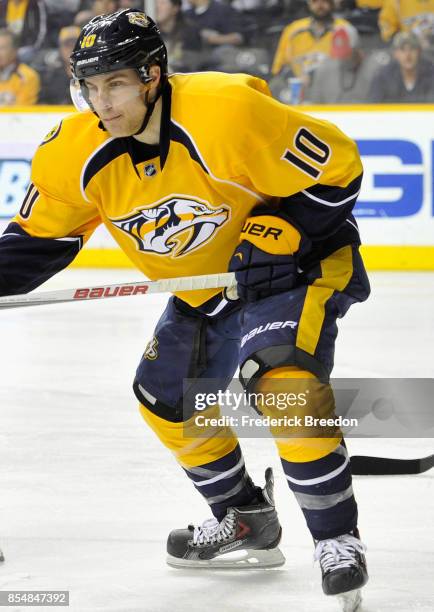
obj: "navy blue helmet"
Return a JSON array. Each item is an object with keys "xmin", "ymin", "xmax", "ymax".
[{"xmin": 71, "ymin": 9, "xmax": 167, "ymax": 85}]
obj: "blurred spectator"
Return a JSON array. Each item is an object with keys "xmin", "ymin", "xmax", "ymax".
[
  {"xmin": 230, "ymin": 0, "xmax": 285, "ymax": 48},
  {"xmin": 44, "ymin": 0, "xmax": 80, "ymax": 10},
  {"xmin": 354, "ymin": 1, "xmax": 382, "ymax": 6},
  {"xmin": 118, "ymin": 0, "xmax": 142, "ymax": 7},
  {"xmin": 75, "ymin": 0, "xmax": 119, "ymax": 27},
  {"xmin": 271, "ymin": 0, "xmax": 354, "ymax": 80},
  {"xmin": 0, "ymin": 0, "xmax": 47, "ymax": 54},
  {"xmin": 379, "ymin": 0, "xmax": 434, "ymax": 43},
  {"xmin": 231, "ymin": 0, "xmax": 261, "ymax": 7},
  {"xmin": 368, "ymin": 31, "xmax": 434, "ymax": 102},
  {"xmin": 0, "ymin": 27, "xmax": 39, "ymax": 104},
  {"xmin": 43, "ymin": 0, "xmax": 81, "ymax": 48},
  {"xmin": 185, "ymin": 0, "xmax": 247, "ymax": 49},
  {"xmin": 306, "ymin": 25, "xmax": 381, "ymax": 102},
  {"xmin": 157, "ymin": 0, "xmax": 202, "ymax": 72},
  {"xmin": 334, "ymin": 0, "xmax": 382, "ymax": 6},
  {"xmin": 333, "ymin": 1, "xmax": 383, "ymax": 39},
  {"xmin": 231, "ymin": 0, "xmax": 280, "ymax": 8},
  {"xmin": 38, "ymin": 25, "xmax": 80, "ymax": 104}
]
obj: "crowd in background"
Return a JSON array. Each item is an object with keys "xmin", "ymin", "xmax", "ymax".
[{"xmin": 0, "ymin": 0, "xmax": 433, "ymax": 106}]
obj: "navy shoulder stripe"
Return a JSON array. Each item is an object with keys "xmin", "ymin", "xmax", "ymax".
[
  {"xmin": 82, "ymin": 138, "xmax": 127, "ymax": 192},
  {"xmin": 170, "ymin": 122, "xmax": 209, "ymax": 175},
  {"xmin": 303, "ymin": 174, "xmax": 363, "ymax": 206}
]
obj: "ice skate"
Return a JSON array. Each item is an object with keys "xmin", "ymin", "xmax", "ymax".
[
  {"xmin": 166, "ymin": 467, "xmax": 285, "ymax": 569},
  {"xmin": 314, "ymin": 529, "xmax": 368, "ymax": 612},
  {"xmin": 0, "ymin": 548, "xmax": 4, "ymax": 563}
]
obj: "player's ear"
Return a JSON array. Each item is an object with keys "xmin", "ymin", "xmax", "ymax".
[{"xmin": 148, "ymin": 65, "xmax": 161, "ymax": 91}]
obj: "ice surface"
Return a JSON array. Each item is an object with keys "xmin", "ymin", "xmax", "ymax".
[{"xmin": 0, "ymin": 270, "xmax": 433, "ymax": 611}]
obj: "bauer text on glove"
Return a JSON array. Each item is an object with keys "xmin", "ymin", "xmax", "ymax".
[{"xmin": 229, "ymin": 214, "xmax": 307, "ymax": 302}]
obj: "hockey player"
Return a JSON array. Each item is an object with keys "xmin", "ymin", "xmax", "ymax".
[{"xmin": 0, "ymin": 9, "xmax": 370, "ymax": 609}]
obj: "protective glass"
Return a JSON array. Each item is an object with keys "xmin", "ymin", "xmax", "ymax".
[
  {"xmin": 69, "ymin": 76, "xmax": 146, "ymax": 113},
  {"xmin": 70, "ymin": 79, "xmax": 91, "ymax": 112}
]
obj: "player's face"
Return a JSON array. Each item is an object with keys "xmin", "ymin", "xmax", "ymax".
[{"xmin": 84, "ymin": 69, "xmax": 149, "ymax": 137}]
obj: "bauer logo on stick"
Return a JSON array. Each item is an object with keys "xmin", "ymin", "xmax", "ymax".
[{"xmin": 74, "ymin": 284, "xmax": 149, "ymax": 299}]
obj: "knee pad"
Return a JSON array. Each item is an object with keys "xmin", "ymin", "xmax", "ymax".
[
  {"xmin": 254, "ymin": 366, "xmax": 342, "ymax": 462},
  {"xmin": 239, "ymin": 344, "xmax": 330, "ymax": 396},
  {"xmin": 254, "ymin": 366, "xmax": 335, "ymax": 423}
]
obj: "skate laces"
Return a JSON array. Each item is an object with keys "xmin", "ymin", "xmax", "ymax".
[
  {"xmin": 314, "ymin": 534, "xmax": 366, "ymax": 573},
  {"xmin": 192, "ymin": 513, "xmax": 237, "ymax": 547}
]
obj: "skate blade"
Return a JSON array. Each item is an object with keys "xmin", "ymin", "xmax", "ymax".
[
  {"xmin": 336, "ymin": 588, "xmax": 362, "ymax": 612},
  {"xmin": 167, "ymin": 546, "xmax": 286, "ymax": 570}
]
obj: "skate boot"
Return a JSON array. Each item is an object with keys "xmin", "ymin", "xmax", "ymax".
[
  {"xmin": 166, "ymin": 467, "xmax": 285, "ymax": 569},
  {"xmin": 0, "ymin": 548, "xmax": 4, "ymax": 562},
  {"xmin": 314, "ymin": 529, "xmax": 368, "ymax": 612}
]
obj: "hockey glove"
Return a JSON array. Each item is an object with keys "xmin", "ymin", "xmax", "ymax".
[{"xmin": 229, "ymin": 212, "xmax": 306, "ymax": 303}]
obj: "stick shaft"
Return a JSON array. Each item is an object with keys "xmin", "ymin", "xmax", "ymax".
[{"xmin": 0, "ymin": 272, "xmax": 237, "ymax": 309}]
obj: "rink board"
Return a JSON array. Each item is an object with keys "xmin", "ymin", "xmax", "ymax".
[{"xmin": 1, "ymin": 104, "xmax": 434, "ymax": 270}]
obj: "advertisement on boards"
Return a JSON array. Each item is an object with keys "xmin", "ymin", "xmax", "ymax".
[{"xmin": 0, "ymin": 108, "xmax": 433, "ymax": 251}]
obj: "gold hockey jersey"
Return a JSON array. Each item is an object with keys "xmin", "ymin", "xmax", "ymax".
[
  {"xmin": 271, "ymin": 17, "xmax": 354, "ymax": 77},
  {"xmin": 3, "ymin": 72, "xmax": 362, "ymax": 306},
  {"xmin": 379, "ymin": 0, "xmax": 434, "ymax": 42},
  {"xmin": 0, "ymin": 62, "xmax": 40, "ymax": 106}
]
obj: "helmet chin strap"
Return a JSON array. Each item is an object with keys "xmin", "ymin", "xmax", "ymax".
[{"xmin": 133, "ymin": 88, "xmax": 158, "ymax": 136}]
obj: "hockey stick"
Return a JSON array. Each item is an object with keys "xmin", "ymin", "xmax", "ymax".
[
  {"xmin": 0, "ymin": 272, "xmax": 237, "ymax": 309},
  {"xmin": 2, "ymin": 274, "xmax": 431, "ymax": 478},
  {"xmin": 350, "ymin": 454, "xmax": 434, "ymax": 475}
]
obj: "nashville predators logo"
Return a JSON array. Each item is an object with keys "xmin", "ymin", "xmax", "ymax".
[
  {"xmin": 40, "ymin": 121, "xmax": 63, "ymax": 146},
  {"xmin": 127, "ymin": 12, "xmax": 149, "ymax": 27},
  {"xmin": 110, "ymin": 197, "xmax": 229, "ymax": 257},
  {"xmin": 143, "ymin": 337, "xmax": 158, "ymax": 361}
]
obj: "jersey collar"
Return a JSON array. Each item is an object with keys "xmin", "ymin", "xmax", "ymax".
[
  {"xmin": 123, "ymin": 81, "xmax": 172, "ymax": 173},
  {"xmin": 159, "ymin": 80, "xmax": 172, "ymax": 170}
]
